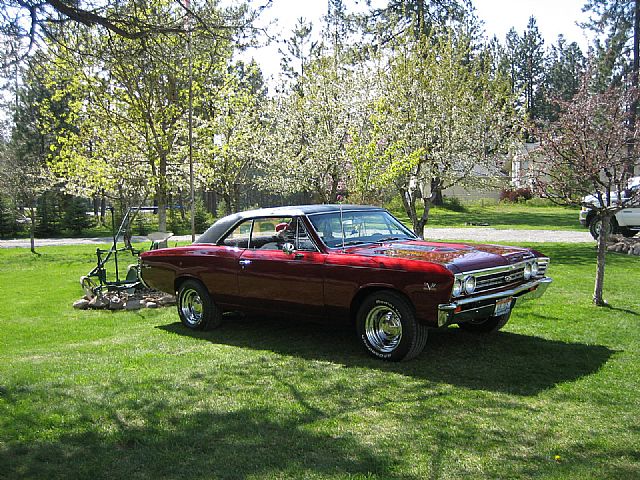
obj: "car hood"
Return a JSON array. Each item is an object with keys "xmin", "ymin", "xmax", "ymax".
[{"xmin": 348, "ymin": 240, "xmax": 536, "ymax": 274}]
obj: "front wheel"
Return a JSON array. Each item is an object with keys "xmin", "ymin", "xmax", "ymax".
[
  {"xmin": 177, "ymin": 279, "xmax": 221, "ymax": 330},
  {"xmin": 458, "ymin": 312, "xmax": 511, "ymax": 333},
  {"xmin": 356, "ymin": 291, "xmax": 428, "ymax": 361},
  {"xmin": 589, "ymin": 216, "xmax": 616, "ymax": 239}
]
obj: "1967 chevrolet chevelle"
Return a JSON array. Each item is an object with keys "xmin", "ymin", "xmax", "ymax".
[{"xmin": 139, "ymin": 205, "xmax": 551, "ymax": 361}]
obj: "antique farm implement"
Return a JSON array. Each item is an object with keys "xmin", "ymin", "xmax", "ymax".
[{"xmin": 80, "ymin": 207, "xmax": 171, "ymax": 298}]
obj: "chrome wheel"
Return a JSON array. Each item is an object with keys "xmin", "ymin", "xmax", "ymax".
[
  {"xmin": 179, "ymin": 288, "xmax": 204, "ymax": 327},
  {"xmin": 364, "ymin": 305, "xmax": 403, "ymax": 353}
]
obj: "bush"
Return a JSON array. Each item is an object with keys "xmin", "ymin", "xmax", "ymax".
[
  {"xmin": 440, "ymin": 196, "xmax": 467, "ymax": 212},
  {"xmin": 62, "ymin": 197, "xmax": 93, "ymax": 235},
  {"xmin": 194, "ymin": 200, "xmax": 213, "ymax": 234},
  {"xmin": 35, "ymin": 191, "xmax": 63, "ymax": 237},
  {"xmin": 0, "ymin": 195, "xmax": 18, "ymax": 238},
  {"xmin": 499, "ymin": 187, "xmax": 533, "ymax": 203}
]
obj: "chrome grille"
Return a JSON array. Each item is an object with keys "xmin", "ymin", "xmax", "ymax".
[
  {"xmin": 475, "ymin": 266, "xmax": 525, "ymax": 292},
  {"xmin": 454, "ymin": 257, "xmax": 550, "ymax": 297}
]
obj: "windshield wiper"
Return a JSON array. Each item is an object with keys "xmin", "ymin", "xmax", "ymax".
[
  {"xmin": 373, "ymin": 236, "xmax": 401, "ymax": 243},
  {"xmin": 342, "ymin": 240, "xmax": 368, "ymax": 246}
]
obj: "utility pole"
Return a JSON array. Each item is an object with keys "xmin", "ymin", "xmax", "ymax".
[{"xmin": 186, "ymin": 0, "xmax": 196, "ymax": 241}]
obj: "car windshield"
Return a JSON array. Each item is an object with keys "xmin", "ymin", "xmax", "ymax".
[{"xmin": 308, "ymin": 209, "xmax": 417, "ymax": 248}]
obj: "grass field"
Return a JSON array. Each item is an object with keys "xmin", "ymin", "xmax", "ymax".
[
  {"xmin": 390, "ymin": 202, "xmax": 582, "ymax": 231},
  {"xmin": 0, "ymin": 242, "xmax": 638, "ymax": 479}
]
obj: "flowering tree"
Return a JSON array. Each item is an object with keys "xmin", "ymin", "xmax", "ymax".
[
  {"xmin": 353, "ymin": 30, "xmax": 521, "ymax": 237},
  {"xmin": 533, "ymin": 78, "xmax": 640, "ymax": 305}
]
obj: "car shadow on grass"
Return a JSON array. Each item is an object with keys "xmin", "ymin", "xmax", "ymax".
[{"xmin": 157, "ymin": 314, "xmax": 614, "ymax": 397}]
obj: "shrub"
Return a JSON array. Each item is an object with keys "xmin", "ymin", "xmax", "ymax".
[
  {"xmin": 441, "ymin": 196, "xmax": 467, "ymax": 212},
  {"xmin": 62, "ymin": 196, "xmax": 93, "ymax": 235},
  {"xmin": 499, "ymin": 187, "xmax": 533, "ymax": 203}
]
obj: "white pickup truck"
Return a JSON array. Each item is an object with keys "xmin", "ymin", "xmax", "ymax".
[{"xmin": 579, "ymin": 177, "xmax": 640, "ymax": 239}]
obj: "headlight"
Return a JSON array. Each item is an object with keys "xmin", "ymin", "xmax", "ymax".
[
  {"xmin": 463, "ymin": 275, "xmax": 476, "ymax": 294},
  {"xmin": 530, "ymin": 261, "xmax": 539, "ymax": 277},
  {"xmin": 523, "ymin": 262, "xmax": 532, "ymax": 280},
  {"xmin": 452, "ymin": 278, "xmax": 463, "ymax": 297}
]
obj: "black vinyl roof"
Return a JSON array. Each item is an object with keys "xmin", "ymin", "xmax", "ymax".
[{"xmin": 195, "ymin": 204, "xmax": 384, "ymax": 245}]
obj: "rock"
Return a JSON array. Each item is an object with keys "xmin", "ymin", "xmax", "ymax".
[
  {"xmin": 88, "ymin": 295, "xmax": 109, "ymax": 309},
  {"xmin": 157, "ymin": 294, "xmax": 176, "ymax": 306},
  {"xmin": 73, "ymin": 299, "xmax": 90, "ymax": 310},
  {"xmin": 633, "ymin": 244, "xmax": 640, "ymax": 256},
  {"xmin": 146, "ymin": 302, "xmax": 158, "ymax": 308},
  {"xmin": 109, "ymin": 296, "xmax": 124, "ymax": 310},
  {"xmin": 124, "ymin": 299, "xmax": 142, "ymax": 310}
]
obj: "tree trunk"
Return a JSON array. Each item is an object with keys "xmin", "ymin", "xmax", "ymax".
[
  {"xmin": 29, "ymin": 206, "xmax": 37, "ymax": 255},
  {"xmin": 399, "ymin": 186, "xmax": 430, "ymax": 239},
  {"xmin": 157, "ymin": 155, "xmax": 168, "ymax": 232},
  {"xmin": 593, "ymin": 214, "xmax": 609, "ymax": 306},
  {"xmin": 100, "ymin": 194, "xmax": 106, "ymax": 226},
  {"xmin": 430, "ymin": 178, "xmax": 443, "ymax": 206},
  {"xmin": 629, "ymin": 0, "xmax": 640, "ymax": 175}
]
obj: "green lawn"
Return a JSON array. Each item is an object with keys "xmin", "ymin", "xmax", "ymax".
[
  {"xmin": 0, "ymin": 243, "xmax": 638, "ymax": 479},
  {"xmin": 390, "ymin": 202, "xmax": 582, "ymax": 231}
]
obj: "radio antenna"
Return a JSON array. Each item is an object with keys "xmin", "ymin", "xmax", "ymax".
[{"xmin": 339, "ymin": 202, "xmax": 346, "ymax": 253}]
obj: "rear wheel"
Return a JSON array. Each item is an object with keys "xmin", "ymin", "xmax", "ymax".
[
  {"xmin": 458, "ymin": 312, "xmax": 511, "ymax": 333},
  {"xmin": 356, "ymin": 291, "xmax": 428, "ymax": 361},
  {"xmin": 177, "ymin": 279, "xmax": 221, "ymax": 330}
]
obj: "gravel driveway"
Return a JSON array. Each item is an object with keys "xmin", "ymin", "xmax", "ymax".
[{"xmin": 0, "ymin": 228, "xmax": 593, "ymax": 249}]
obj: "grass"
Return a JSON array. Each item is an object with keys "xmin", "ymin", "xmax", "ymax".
[
  {"xmin": 0, "ymin": 242, "xmax": 639, "ymax": 479},
  {"xmin": 389, "ymin": 202, "xmax": 582, "ymax": 231}
]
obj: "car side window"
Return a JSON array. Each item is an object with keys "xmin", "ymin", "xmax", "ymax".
[
  {"xmin": 220, "ymin": 220, "xmax": 252, "ymax": 248},
  {"xmin": 294, "ymin": 218, "xmax": 317, "ymax": 252},
  {"xmin": 253, "ymin": 217, "xmax": 293, "ymax": 250}
]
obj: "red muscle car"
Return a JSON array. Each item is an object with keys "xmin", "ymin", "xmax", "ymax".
[{"xmin": 139, "ymin": 205, "xmax": 551, "ymax": 361}]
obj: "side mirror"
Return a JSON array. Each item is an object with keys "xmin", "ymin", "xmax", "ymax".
[{"xmin": 282, "ymin": 242, "xmax": 295, "ymax": 255}]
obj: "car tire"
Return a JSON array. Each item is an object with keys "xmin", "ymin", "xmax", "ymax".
[
  {"xmin": 589, "ymin": 216, "xmax": 616, "ymax": 239},
  {"xmin": 356, "ymin": 291, "xmax": 428, "ymax": 361},
  {"xmin": 458, "ymin": 312, "xmax": 511, "ymax": 333},
  {"xmin": 177, "ymin": 279, "xmax": 221, "ymax": 330}
]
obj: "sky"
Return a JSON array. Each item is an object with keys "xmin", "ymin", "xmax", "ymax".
[{"xmin": 243, "ymin": 0, "xmax": 592, "ymax": 83}]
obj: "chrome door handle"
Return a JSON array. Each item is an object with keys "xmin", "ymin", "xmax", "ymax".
[{"xmin": 239, "ymin": 259, "xmax": 252, "ymax": 267}]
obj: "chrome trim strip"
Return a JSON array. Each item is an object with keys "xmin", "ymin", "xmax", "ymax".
[{"xmin": 452, "ymin": 257, "xmax": 550, "ymax": 278}]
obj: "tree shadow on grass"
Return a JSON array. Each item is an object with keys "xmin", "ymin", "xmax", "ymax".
[
  {"xmin": 1, "ymin": 405, "xmax": 415, "ymax": 480},
  {"xmin": 157, "ymin": 314, "xmax": 614, "ymax": 397}
]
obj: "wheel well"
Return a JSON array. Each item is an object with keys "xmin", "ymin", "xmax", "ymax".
[
  {"xmin": 350, "ymin": 286, "xmax": 414, "ymax": 322},
  {"xmin": 174, "ymin": 275, "xmax": 201, "ymax": 295}
]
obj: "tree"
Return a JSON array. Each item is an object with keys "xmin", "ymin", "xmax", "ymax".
[
  {"xmin": 261, "ymin": 55, "xmax": 362, "ymax": 204},
  {"xmin": 582, "ymin": 0, "xmax": 638, "ymax": 88},
  {"xmin": 0, "ymin": 0, "xmax": 261, "ymax": 66},
  {"xmin": 356, "ymin": 30, "xmax": 521, "ymax": 237},
  {"xmin": 0, "ymin": 60, "xmax": 57, "ymax": 253},
  {"xmin": 43, "ymin": 0, "xmax": 240, "ymax": 231},
  {"xmin": 361, "ymin": 0, "xmax": 469, "ymax": 40},
  {"xmin": 517, "ymin": 16, "xmax": 546, "ymax": 122},
  {"xmin": 538, "ymin": 35, "xmax": 586, "ymax": 123},
  {"xmin": 532, "ymin": 77, "xmax": 640, "ymax": 305},
  {"xmin": 197, "ymin": 61, "xmax": 267, "ymax": 215}
]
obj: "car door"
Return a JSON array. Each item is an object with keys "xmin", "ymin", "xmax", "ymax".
[
  {"xmin": 237, "ymin": 216, "xmax": 326, "ymax": 316},
  {"xmin": 617, "ymin": 185, "xmax": 640, "ymax": 227}
]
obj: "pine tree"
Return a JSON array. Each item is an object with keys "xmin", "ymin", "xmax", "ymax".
[{"xmin": 518, "ymin": 16, "xmax": 546, "ymax": 121}]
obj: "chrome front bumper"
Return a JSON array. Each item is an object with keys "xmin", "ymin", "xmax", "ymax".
[{"xmin": 437, "ymin": 277, "xmax": 552, "ymax": 327}]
